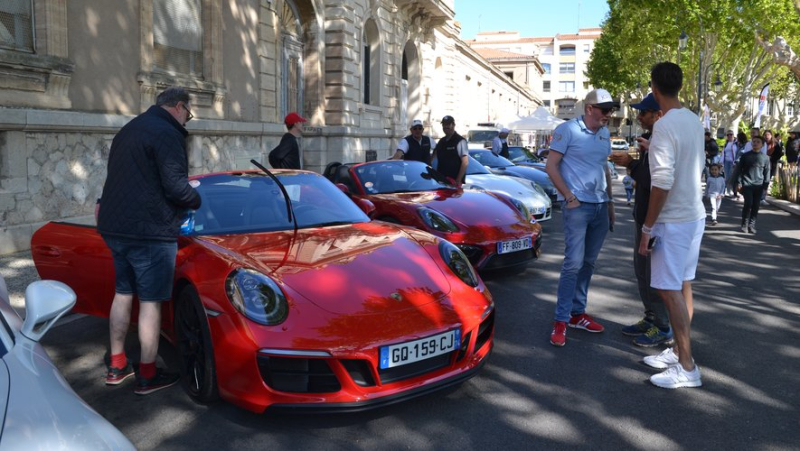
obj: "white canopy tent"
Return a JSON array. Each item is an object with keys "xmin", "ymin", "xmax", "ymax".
[{"xmin": 507, "ymin": 107, "xmax": 565, "ymax": 131}]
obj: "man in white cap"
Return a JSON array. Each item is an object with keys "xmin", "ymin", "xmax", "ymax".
[
  {"xmin": 492, "ymin": 128, "xmax": 511, "ymax": 159},
  {"xmin": 390, "ymin": 119, "xmax": 433, "ymax": 163},
  {"xmin": 545, "ymin": 88, "xmax": 618, "ymax": 347}
]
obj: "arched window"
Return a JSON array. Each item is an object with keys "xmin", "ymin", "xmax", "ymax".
[
  {"xmin": 363, "ymin": 18, "xmax": 380, "ymax": 105},
  {"xmin": 280, "ymin": 0, "xmax": 303, "ymax": 117}
]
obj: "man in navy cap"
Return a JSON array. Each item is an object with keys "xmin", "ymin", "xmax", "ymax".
[{"xmin": 610, "ymin": 93, "xmax": 673, "ymax": 348}]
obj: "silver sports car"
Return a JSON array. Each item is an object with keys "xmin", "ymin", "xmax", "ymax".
[{"xmin": 0, "ymin": 275, "xmax": 134, "ymax": 450}]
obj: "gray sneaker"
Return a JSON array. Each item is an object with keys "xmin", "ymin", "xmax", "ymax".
[
  {"xmin": 642, "ymin": 347, "xmax": 679, "ymax": 369},
  {"xmin": 650, "ymin": 364, "xmax": 702, "ymax": 389},
  {"xmin": 633, "ymin": 326, "xmax": 675, "ymax": 347},
  {"xmin": 621, "ymin": 318, "xmax": 653, "ymax": 337}
]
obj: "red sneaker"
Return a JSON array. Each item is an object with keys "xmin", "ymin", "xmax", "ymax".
[
  {"xmin": 550, "ymin": 321, "xmax": 567, "ymax": 346},
  {"xmin": 568, "ymin": 313, "xmax": 605, "ymax": 333}
]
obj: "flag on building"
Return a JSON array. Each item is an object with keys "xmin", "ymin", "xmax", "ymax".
[{"xmin": 754, "ymin": 84, "xmax": 770, "ymax": 128}]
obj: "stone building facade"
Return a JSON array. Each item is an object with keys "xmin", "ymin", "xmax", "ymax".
[{"xmin": 0, "ymin": 0, "xmax": 537, "ymax": 254}]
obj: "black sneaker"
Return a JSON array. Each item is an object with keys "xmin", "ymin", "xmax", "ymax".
[
  {"xmin": 105, "ymin": 362, "xmax": 135, "ymax": 386},
  {"xmin": 134, "ymin": 369, "xmax": 180, "ymax": 395}
]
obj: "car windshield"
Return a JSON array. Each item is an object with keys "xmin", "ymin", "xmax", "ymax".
[
  {"xmin": 465, "ymin": 155, "xmax": 492, "ymax": 175},
  {"xmin": 354, "ymin": 161, "xmax": 454, "ymax": 194},
  {"xmin": 507, "ymin": 147, "xmax": 540, "ymax": 163},
  {"xmin": 184, "ymin": 172, "xmax": 370, "ymax": 235},
  {"xmin": 468, "ymin": 130, "xmax": 498, "ymax": 143},
  {"xmin": 468, "ymin": 150, "xmax": 515, "ymax": 168}
]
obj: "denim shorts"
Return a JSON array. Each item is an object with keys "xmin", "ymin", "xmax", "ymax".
[{"xmin": 103, "ymin": 236, "xmax": 177, "ymax": 302}]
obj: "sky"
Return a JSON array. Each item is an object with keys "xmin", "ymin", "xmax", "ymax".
[{"xmin": 455, "ymin": 0, "xmax": 610, "ymax": 40}]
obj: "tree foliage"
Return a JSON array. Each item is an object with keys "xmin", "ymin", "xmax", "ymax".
[{"xmin": 587, "ymin": 0, "xmax": 800, "ymax": 132}]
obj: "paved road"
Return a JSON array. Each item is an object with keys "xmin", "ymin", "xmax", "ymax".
[{"xmin": 3, "ymin": 184, "xmax": 800, "ymax": 450}]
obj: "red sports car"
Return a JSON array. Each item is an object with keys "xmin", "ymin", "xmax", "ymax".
[
  {"xmin": 31, "ymin": 169, "xmax": 495, "ymax": 413},
  {"xmin": 326, "ymin": 160, "xmax": 543, "ymax": 271}
]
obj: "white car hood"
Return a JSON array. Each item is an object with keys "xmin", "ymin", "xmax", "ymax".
[{"xmin": 464, "ymin": 173, "xmax": 550, "ymax": 214}]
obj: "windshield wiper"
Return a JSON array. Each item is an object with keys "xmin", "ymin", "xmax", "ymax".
[{"xmin": 250, "ymin": 159, "xmax": 297, "ymax": 233}]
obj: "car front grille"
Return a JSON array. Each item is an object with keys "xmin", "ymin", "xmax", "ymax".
[
  {"xmin": 257, "ymin": 356, "xmax": 341, "ymax": 393},
  {"xmin": 456, "ymin": 244, "xmax": 484, "ymax": 265},
  {"xmin": 482, "ymin": 248, "xmax": 536, "ymax": 270}
]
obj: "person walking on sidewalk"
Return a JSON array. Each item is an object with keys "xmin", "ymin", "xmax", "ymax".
[
  {"xmin": 729, "ymin": 135, "xmax": 770, "ymax": 234},
  {"xmin": 97, "ymin": 87, "xmax": 202, "ymax": 395},
  {"xmin": 721, "ymin": 130, "xmax": 737, "ymax": 196},
  {"xmin": 545, "ymin": 88, "xmax": 617, "ymax": 347},
  {"xmin": 705, "ymin": 163, "xmax": 726, "ymax": 226},
  {"xmin": 610, "ymin": 93, "xmax": 673, "ymax": 348},
  {"xmin": 638, "ymin": 62, "xmax": 705, "ymax": 389}
]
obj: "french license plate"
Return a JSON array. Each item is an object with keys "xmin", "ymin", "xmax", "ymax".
[
  {"xmin": 497, "ymin": 237, "xmax": 532, "ymax": 254},
  {"xmin": 379, "ymin": 329, "xmax": 461, "ymax": 369}
]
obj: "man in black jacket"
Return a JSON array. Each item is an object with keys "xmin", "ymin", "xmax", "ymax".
[
  {"xmin": 97, "ymin": 87, "xmax": 201, "ymax": 395},
  {"xmin": 432, "ymin": 115, "xmax": 469, "ymax": 185},
  {"xmin": 610, "ymin": 93, "xmax": 673, "ymax": 348},
  {"xmin": 268, "ymin": 112, "xmax": 306, "ymax": 169}
]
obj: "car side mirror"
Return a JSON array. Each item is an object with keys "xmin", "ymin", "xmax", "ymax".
[
  {"xmin": 335, "ymin": 183, "xmax": 350, "ymax": 195},
  {"xmin": 20, "ymin": 280, "xmax": 76, "ymax": 342},
  {"xmin": 356, "ymin": 198, "xmax": 376, "ymax": 217}
]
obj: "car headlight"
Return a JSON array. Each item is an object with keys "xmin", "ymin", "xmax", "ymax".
[
  {"xmin": 439, "ymin": 240, "xmax": 480, "ymax": 288},
  {"xmin": 508, "ymin": 197, "xmax": 532, "ymax": 222},
  {"xmin": 419, "ymin": 207, "xmax": 459, "ymax": 233},
  {"xmin": 529, "ymin": 182, "xmax": 548, "ymax": 199},
  {"xmin": 225, "ymin": 268, "xmax": 288, "ymax": 325}
]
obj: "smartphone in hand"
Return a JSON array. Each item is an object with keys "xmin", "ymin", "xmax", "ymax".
[{"xmin": 647, "ymin": 236, "xmax": 657, "ymax": 250}]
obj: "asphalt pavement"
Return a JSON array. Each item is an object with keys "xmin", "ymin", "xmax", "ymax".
[{"xmin": 2, "ymin": 177, "xmax": 800, "ymax": 450}]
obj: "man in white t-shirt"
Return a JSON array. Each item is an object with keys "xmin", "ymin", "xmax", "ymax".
[
  {"xmin": 638, "ymin": 62, "xmax": 705, "ymax": 389},
  {"xmin": 491, "ymin": 128, "xmax": 511, "ymax": 158}
]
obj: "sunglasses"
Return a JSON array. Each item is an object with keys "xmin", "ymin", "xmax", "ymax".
[
  {"xmin": 592, "ymin": 105, "xmax": 616, "ymax": 115},
  {"xmin": 412, "ymin": 126, "xmax": 424, "ymax": 130},
  {"xmin": 182, "ymin": 103, "xmax": 194, "ymax": 122}
]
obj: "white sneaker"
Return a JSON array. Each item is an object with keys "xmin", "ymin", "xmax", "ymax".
[
  {"xmin": 650, "ymin": 364, "xmax": 702, "ymax": 389},
  {"xmin": 642, "ymin": 347, "xmax": 679, "ymax": 369}
]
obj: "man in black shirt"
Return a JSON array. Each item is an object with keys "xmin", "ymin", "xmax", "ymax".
[
  {"xmin": 269, "ymin": 112, "xmax": 306, "ymax": 169},
  {"xmin": 390, "ymin": 119, "xmax": 433, "ymax": 163},
  {"xmin": 432, "ymin": 115, "xmax": 469, "ymax": 185},
  {"xmin": 610, "ymin": 93, "xmax": 672, "ymax": 348}
]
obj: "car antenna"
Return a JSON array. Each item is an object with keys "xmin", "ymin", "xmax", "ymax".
[{"xmin": 250, "ymin": 160, "xmax": 298, "ymax": 232}]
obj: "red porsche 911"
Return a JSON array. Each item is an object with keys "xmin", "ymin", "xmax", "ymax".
[
  {"xmin": 326, "ymin": 160, "xmax": 543, "ymax": 271},
  {"xmin": 31, "ymin": 169, "xmax": 495, "ymax": 413}
]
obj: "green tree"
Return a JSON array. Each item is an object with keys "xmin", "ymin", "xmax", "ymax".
[{"xmin": 588, "ymin": 0, "xmax": 798, "ymax": 134}]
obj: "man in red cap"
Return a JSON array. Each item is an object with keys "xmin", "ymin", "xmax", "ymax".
[{"xmin": 269, "ymin": 112, "xmax": 307, "ymax": 169}]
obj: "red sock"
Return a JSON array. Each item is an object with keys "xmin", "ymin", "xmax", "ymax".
[
  {"xmin": 139, "ymin": 362, "xmax": 156, "ymax": 379},
  {"xmin": 110, "ymin": 353, "xmax": 127, "ymax": 369}
]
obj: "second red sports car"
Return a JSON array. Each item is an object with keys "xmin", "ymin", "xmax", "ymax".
[{"xmin": 326, "ymin": 160, "xmax": 543, "ymax": 271}]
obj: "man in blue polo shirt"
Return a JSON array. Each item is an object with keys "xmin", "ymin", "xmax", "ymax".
[{"xmin": 545, "ymin": 88, "xmax": 618, "ymax": 347}]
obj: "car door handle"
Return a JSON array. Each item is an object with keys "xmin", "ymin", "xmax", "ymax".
[{"xmin": 34, "ymin": 246, "xmax": 61, "ymax": 257}]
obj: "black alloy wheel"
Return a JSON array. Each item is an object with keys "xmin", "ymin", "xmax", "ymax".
[{"xmin": 175, "ymin": 286, "xmax": 219, "ymax": 404}]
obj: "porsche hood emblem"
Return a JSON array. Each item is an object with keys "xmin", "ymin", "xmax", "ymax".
[{"xmin": 390, "ymin": 293, "xmax": 403, "ymax": 302}]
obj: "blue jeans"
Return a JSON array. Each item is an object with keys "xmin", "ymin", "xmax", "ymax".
[
  {"xmin": 554, "ymin": 202, "xmax": 610, "ymax": 322},
  {"xmin": 723, "ymin": 160, "xmax": 734, "ymax": 189}
]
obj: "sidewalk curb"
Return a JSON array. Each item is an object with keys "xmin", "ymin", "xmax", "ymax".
[{"xmin": 766, "ymin": 196, "xmax": 800, "ymax": 217}]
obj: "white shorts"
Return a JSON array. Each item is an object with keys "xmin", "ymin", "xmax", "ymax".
[{"xmin": 650, "ymin": 218, "xmax": 705, "ymax": 291}]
